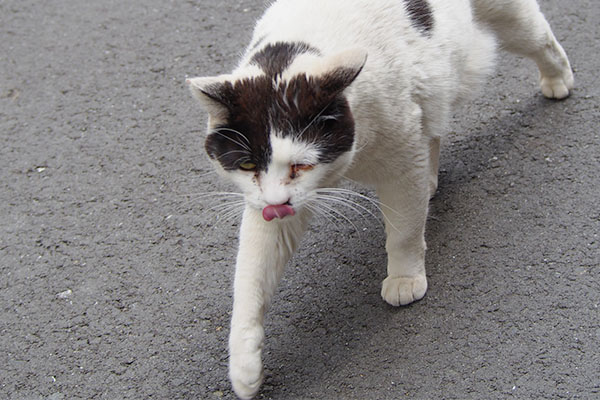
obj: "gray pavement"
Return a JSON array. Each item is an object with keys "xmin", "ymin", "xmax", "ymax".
[{"xmin": 1, "ymin": 0, "xmax": 599, "ymax": 399}]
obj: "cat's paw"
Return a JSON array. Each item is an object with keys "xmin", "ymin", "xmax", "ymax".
[
  {"xmin": 540, "ymin": 69, "xmax": 574, "ymax": 100},
  {"xmin": 381, "ymin": 274, "xmax": 427, "ymax": 306},
  {"xmin": 229, "ymin": 325, "xmax": 265, "ymax": 399},
  {"xmin": 229, "ymin": 349, "xmax": 264, "ymax": 400}
]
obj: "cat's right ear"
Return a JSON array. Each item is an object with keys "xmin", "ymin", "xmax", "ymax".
[
  {"xmin": 310, "ymin": 48, "xmax": 368, "ymax": 100},
  {"xmin": 186, "ymin": 76, "xmax": 233, "ymax": 123}
]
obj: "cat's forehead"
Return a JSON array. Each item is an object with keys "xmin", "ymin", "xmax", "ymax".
[{"xmin": 249, "ymin": 41, "xmax": 322, "ymax": 79}]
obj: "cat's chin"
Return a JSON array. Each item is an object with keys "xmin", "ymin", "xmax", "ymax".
[{"xmin": 262, "ymin": 204, "xmax": 296, "ymax": 221}]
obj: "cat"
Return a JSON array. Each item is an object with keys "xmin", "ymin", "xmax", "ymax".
[{"xmin": 187, "ymin": 0, "xmax": 573, "ymax": 398}]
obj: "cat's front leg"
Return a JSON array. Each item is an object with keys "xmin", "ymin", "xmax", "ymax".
[
  {"xmin": 228, "ymin": 206, "xmax": 307, "ymax": 399},
  {"xmin": 377, "ymin": 172, "xmax": 430, "ymax": 306}
]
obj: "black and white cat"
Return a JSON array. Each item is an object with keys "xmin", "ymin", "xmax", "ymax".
[{"xmin": 187, "ymin": 0, "xmax": 573, "ymax": 398}]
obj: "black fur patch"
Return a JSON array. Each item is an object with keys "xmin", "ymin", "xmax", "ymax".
[
  {"xmin": 404, "ymin": 0, "xmax": 434, "ymax": 35},
  {"xmin": 205, "ymin": 42, "xmax": 359, "ymax": 172},
  {"xmin": 204, "ymin": 77, "xmax": 272, "ymax": 171},
  {"xmin": 250, "ymin": 42, "xmax": 321, "ymax": 77},
  {"xmin": 269, "ymin": 71, "xmax": 356, "ymax": 164}
]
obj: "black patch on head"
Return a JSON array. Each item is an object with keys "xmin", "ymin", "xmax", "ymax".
[
  {"xmin": 404, "ymin": 0, "xmax": 434, "ymax": 35},
  {"xmin": 204, "ymin": 77, "xmax": 273, "ymax": 171},
  {"xmin": 270, "ymin": 71, "xmax": 356, "ymax": 163},
  {"xmin": 205, "ymin": 42, "xmax": 359, "ymax": 171},
  {"xmin": 250, "ymin": 42, "xmax": 321, "ymax": 77}
]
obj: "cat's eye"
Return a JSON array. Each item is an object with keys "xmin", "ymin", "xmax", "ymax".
[
  {"xmin": 239, "ymin": 162, "xmax": 257, "ymax": 171},
  {"xmin": 290, "ymin": 163, "xmax": 314, "ymax": 179}
]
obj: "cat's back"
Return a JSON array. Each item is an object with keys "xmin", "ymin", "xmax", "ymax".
[
  {"xmin": 240, "ymin": 0, "xmax": 490, "ymax": 87},
  {"xmin": 248, "ymin": 0, "xmax": 476, "ymax": 53},
  {"xmin": 250, "ymin": 0, "xmax": 416, "ymax": 54}
]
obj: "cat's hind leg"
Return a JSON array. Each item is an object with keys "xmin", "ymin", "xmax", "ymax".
[{"xmin": 472, "ymin": 0, "xmax": 574, "ymax": 99}]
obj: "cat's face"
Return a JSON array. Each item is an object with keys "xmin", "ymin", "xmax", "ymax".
[{"xmin": 188, "ymin": 47, "xmax": 366, "ymax": 221}]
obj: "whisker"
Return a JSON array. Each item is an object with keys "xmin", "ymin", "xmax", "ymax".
[
  {"xmin": 178, "ymin": 191, "xmax": 243, "ymax": 204},
  {"xmin": 207, "ymin": 200, "xmax": 246, "ymax": 214},
  {"xmin": 313, "ymin": 193, "xmax": 382, "ymax": 228},
  {"xmin": 179, "ymin": 191, "xmax": 245, "ymax": 199},
  {"xmin": 190, "ymin": 169, "xmax": 218, "ymax": 180},
  {"xmin": 211, "ymin": 128, "xmax": 251, "ymax": 150},
  {"xmin": 216, "ymin": 150, "xmax": 251, "ymax": 162},
  {"xmin": 317, "ymin": 187, "xmax": 403, "ymax": 217},
  {"xmin": 217, "ymin": 204, "xmax": 246, "ymax": 223},
  {"xmin": 296, "ymin": 102, "xmax": 332, "ymax": 140},
  {"xmin": 214, "ymin": 127, "xmax": 251, "ymax": 145},
  {"xmin": 307, "ymin": 203, "xmax": 349, "ymax": 233},
  {"xmin": 316, "ymin": 187, "xmax": 402, "ymax": 232},
  {"xmin": 177, "ymin": 191, "xmax": 244, "ymax": 211},
  {"xmin": 285, "ymin": 119, "xmax": 296, "ymax": 134},
  {"xmin": 304, "ymin": 202, "xmax": 343, "ymax": 230},
  {"xmin": 313, "ymin": 194, "xmax": 371, "ymax": 226},
  {"xmin": 310, "ymin": 198, "xmax": 360, "ymax": 234}
]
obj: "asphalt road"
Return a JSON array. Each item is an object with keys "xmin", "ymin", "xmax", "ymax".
[{"xmin": 1, "ymin": 0, "xmax": 599, "ymax": 399}]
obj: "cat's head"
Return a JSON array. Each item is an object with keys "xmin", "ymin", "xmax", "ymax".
[{"xmin": 188, "ymin": 45, "xmax": 367, "ymax": 221}]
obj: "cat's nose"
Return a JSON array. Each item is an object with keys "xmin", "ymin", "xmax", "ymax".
[{"xmin": 262, "ymin": 190, "xmax": 290, "ymax": 207}]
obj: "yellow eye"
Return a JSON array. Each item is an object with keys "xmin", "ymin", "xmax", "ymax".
[{"xmin": 239, "ymin": 162, "xmax": 257, "ymax": 171}]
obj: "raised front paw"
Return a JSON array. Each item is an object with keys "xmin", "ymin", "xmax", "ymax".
[
  {"xmin": 381, "ymin": 274, "xmax": 427, "ymax": 306},
  {"xmin": 229, "ymin": 349, "xmax": 264, "ymax": 400},
  {"xmin": 540, "ymin": 69, "xmax": 574, "ymax": 100}
]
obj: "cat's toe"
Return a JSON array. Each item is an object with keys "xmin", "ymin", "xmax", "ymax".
[
  {"xmin": 540, "ymin": 70, "xmax": 574, "ymax": 100},
  {"xmin": 381, "ymin": 274, "xmax": 427, "ymax": 306},
  {"xmin": 229, "ymin": 351, "xmax": 264, "ymax": 399}
]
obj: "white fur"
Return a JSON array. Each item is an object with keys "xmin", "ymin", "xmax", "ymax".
[{"xmin": 188, "ymin": 0, "xmax": 573, "ymax": 398}]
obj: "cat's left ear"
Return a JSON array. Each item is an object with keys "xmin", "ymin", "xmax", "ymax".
[{"xmin": 186, "ymin": 75, "xmax": 234, "ymax": 123}]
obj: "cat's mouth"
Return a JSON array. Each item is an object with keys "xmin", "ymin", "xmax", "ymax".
[{"xmin": 262, "ymin": 204, "xmax": 296, "ymax": 221}]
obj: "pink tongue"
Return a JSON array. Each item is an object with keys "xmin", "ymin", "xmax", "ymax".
[{"xmin": 262, "ymin": 204, "xmax": 295, "ymax": 221}]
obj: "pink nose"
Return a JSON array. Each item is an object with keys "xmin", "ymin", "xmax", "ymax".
[{"xmin": 262, "ymin": 204, "xmax": 295, "ymax": 221}]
